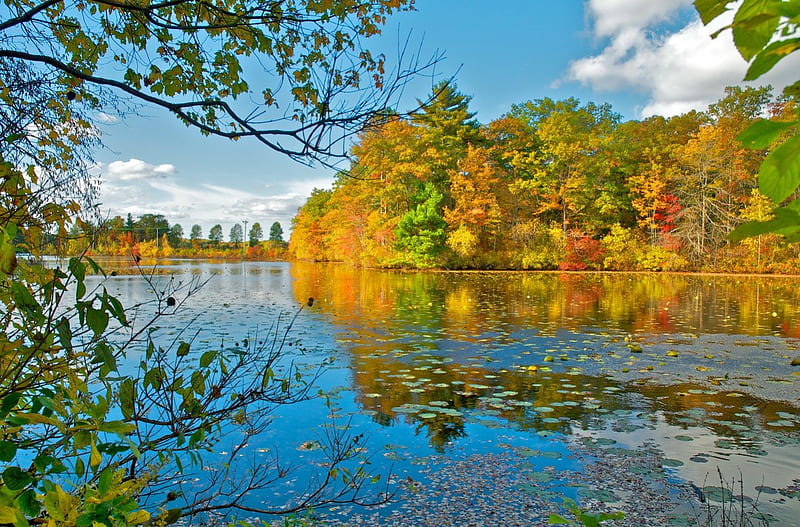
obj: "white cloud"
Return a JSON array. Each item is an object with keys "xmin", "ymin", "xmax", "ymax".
[
  {"xmin": 96, "ymin": 112, "xmax": 119, "ymax": 124},
  {"xmin": 569, "ymin": 1, "xmax": 800, "ymax": 118},
  {"xmin": 97, "ymin": 160, "xmax": 331, "ymax": 235},
  {"xmin": 586, "ymin": 0, "xmax": 692, "ymax": 37},
  {"xmin": 105, "ymin": 158, "xmax": 176, "ymax": 181}
]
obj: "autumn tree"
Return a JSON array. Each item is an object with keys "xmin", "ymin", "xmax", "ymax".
[{"xmin": 290, "ymin": 188, "xmax": 333, "ymax": 261}]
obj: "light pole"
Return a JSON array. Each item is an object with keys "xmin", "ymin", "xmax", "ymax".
[{"xmin": 242, "ymin": 220, "xmax": 248, "ymax": 253}]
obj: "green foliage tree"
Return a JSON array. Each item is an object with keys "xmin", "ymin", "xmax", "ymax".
[
  {"xmin": 269, "ymin": 222, "xmax": 284, "ymax": 243},
  {"xmin": 190, "ymin": 224, "xmax": 203, "ymax": 241},
  {"xmin": 167, "ymin": 223, "xmax": 184, "ymax": 248},
  {"xmin": 209, "ymin": 224, "xmax": 223, "ymax": 245},
  {"xmin": 134, "ymin": 214, "xmax": 170, "ymax": 243},
  {"xmin": 695, "ymin": 0, "xmax": 800, "ymax": 241},
  {"xmin": 395, "ymin": 183, "xmax": 447, "ymax": 268},
  {"xmin": 249, "ymin": 222, "xmax": 263, "ymax": 247},
  {"xmin": 229, "ymin": 223, "xmax": 244, "ymax": 245}
]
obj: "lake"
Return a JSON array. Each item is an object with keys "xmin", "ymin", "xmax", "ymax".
[{"xmin": 88, "ymin": 260, "xmax": 800, "ymax": 525}]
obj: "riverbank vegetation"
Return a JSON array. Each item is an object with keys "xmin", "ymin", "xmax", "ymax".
[{"xmin": 289, "ymin": 82, "xmax": 800, "ymax": 272}]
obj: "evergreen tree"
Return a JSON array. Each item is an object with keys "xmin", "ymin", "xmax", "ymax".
[
  {"xmin": 269, "ymin": 222, "xmax": 284, "ymax": 243},
  {"xmin": 190, "ymin": 224, "xmax": 203, "ymax": 241}
]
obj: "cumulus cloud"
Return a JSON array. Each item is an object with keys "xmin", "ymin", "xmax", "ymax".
[
  {"xmin": 97, "ymin": 159, "xmax": 330, "ymax": 235},
  {"xmin": 569, "ymin": 0, "xmax": 800, "ymax": 117},
  {"xmin": 586, "ymin": 0, "xmax": 692, "ymax": 37},
  {"xmin": 105, "ymin": 158, "xmax": 176, "ymax": 181}
]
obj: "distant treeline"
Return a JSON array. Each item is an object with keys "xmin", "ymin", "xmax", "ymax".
[
  {"xmin": 60, "ymin": 214, "xmax": 288, "ymax": 260},
  {"xmin": 289, "ymin": 82, "xmax": 800, "ymax": 272}
]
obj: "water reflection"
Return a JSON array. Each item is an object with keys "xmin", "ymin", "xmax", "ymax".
[
  {"xmin": 288, "ymin": 263, "xmax": 800, "ymax": 521},
  {"xmin": 82, "ymin": 260, "xmax": 800, "ymax": 522}
]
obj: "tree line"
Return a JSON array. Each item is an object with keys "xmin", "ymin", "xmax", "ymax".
[
  {"xmin": 63, "ymin": 214, "xmax": 288, "ymax": 259},
  {"xmin": 289, "ymin": 82, "xmax": 800, "ymax": 273}
]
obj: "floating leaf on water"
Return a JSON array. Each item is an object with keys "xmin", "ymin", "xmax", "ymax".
[
  {"xmin": 662, "ymin": 458, "xmax": 684, "ymax": 467},
  {"xmin": 528, "ymin": 471, "xmax": 554, "ymax": 483},
  {"xmin": 703, "ymin": 486, "xmax": 733, "ymax": 502},
  {"xmin": 418, "ymin": 413, "xmax": 437, "ymax": 419},
  {"xmin": 675, "ymin": 435, "xmax": 694, "ymax": 442},
  {"xmin": 409, "ymin": 388, "xmax": 425, "ymax": 393},
  {"xmin": 579, "ymin": 488, "xmax": 621, "ymax": 502},
  {"xmin": 364, "ymin": 393, "xmax": 382, "ymax": 398},
  {"xmin": 542, "ymin": 417, "xmax": 560, "ymax": 424},
  {"xmin": 667, "ymin": 351, "xmax": 679, "ymax": 357},
  {"xmin": 754, "ymin": 485, "xmax": 778, "ymax": 495},
  {"xmin": 767, "ymin": 420, "xmax": 795, "ymax": 427},
  {"xmin": 534, "ymin": 406, "xmax": 554, "ymax": 413},
  {"xmin": 714, "ymin": 439, "xmax": 735, "ymax": 449},
  {"xmin": 543, "ymin": 356, "xmax": 555, "ymax": 362},
  {"xmin": 689, "ymin": 456, "xmax": 708, "ymax": 463}
]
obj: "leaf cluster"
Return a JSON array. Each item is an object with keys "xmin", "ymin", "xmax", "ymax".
[{"xmin": 696, "ymin": 0, "xmax": 800, "ymax": 241}]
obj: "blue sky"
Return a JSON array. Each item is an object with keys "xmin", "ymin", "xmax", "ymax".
[{"xmin": 92, "ymin": 0, "xmax": 800, "ymax": 238}]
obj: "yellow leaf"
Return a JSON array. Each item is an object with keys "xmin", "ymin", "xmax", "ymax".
[
  {"xmin": 126, "ymin": 510, "xmax": 151, "ymax": 524},
  {"xmin": 90, "ymin": 442, "xmax": 102, "ymax": 470},
  {"xmin": 0, "ymin": 506, "xmax": 17, "ymax": 524}
]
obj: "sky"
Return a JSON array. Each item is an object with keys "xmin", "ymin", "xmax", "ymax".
[{"xmin": 91, "ymin": 0, "xmax": 800, "ymax": 239}]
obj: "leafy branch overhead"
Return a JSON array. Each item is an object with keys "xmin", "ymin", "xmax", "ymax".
[
  {"xmin": 0, "ymin": 0, "xmax": 438, "ymax": 162},
  {"xmin": 695, "ymin": 0, "xmax": 800, "ymax": 241}
]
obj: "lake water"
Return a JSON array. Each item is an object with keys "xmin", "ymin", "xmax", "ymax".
[{"xmin": 88, "ymin": 260, "xmax": 800, "ymax": 524}]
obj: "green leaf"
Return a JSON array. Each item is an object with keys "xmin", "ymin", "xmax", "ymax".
[
  {"xmin": 694, "ymin": 0, "xmax": 732, "ymax": 24},
  {"xmin": 729, "ymin": 207, "xmax": 800, "ymax": 240},
  {"xmin": 74, "ymin": 457, "xmax": 85, "ymax": 478},
  {"xmin": 119, "ymin": 378, "xmax": 135, "ymax": 420},
  {"xmin": 176, "ymin": 341, "xmax": 190, "ymax": 357},
  {"xmin": 86, "ymin": 307, "xmax": 109, "ymax": 336},
  {"xmin": 99, "ymin": 420, "xmax": 135, "ymax": 436},
  {"xmin": 738, "ymin": 118, "xmax": 797, "ymax": 149},
  {"xmin": 98, "ymin": 468, "xmax": 113, "ymax": 495},
  {"xmin": 0, "ymin": 442, "xmax": 16, "ymax": 463},
  {"xmin": 759, "ymin": 134, "xmax": 800, "ymax": 202},
  {"xmin": 745, "ymin": 38, "xmax": 800, "ymax": 80},
  {"xmin": 3, "ymin": 467, "xmax": 32, "ymax": 491},
  {"xmin": 199, "ymin": 350, "xmax": 217, "ymax": 368},
  {"xmin": 17, "ymin": 489, "xmax": 40, "ymax": 517},
  {"xmin": 55, "ymin": 317, "xmax": 73, "ymax": 353},
  {"xmin": 733, "ymin": 5, "xmax": 780, "ymax": 62},
  {"xmin": 191, "ymin": 371, "xmax": 205, "ymax": 396},
  {"xmin": 0, "ymin": 393, "xmax": 21, "ymax": 418},
  {"xmin": 548, "ymin": 514, "xmax": 570, "ymax": 525}
]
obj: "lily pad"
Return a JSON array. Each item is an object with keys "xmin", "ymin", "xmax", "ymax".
[{"xmin": 703, "ymin": 486, "xmax": 733, "ymax": 502}]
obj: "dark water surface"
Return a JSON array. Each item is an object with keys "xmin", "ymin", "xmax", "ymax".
[{"xmin": 88, "ymin": 260, "xmax": 800, "ymax": 524}]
